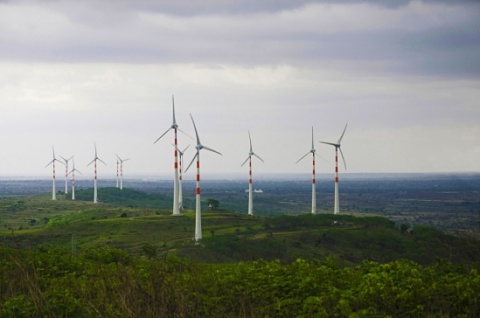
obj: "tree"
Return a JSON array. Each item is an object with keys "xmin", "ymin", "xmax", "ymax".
[{"xmin": 207, "ymin": 198, "xmax": 220, "ymax": 210}]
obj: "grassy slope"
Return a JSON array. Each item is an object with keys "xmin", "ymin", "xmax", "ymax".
[{"xmin": 1, "ymin": 188, "xmax": 479, "ymax": 266}]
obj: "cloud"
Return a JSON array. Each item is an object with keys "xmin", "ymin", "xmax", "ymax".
[{"xmin": 0, "ymin": 1, "xmax": 479, "ymax": 78}]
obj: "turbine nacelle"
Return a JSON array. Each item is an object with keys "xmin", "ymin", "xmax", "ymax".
[
  {"xmin": 319, "ymin": 123, "xmax": 348, "ymax": 170},
  {"xmin": 185, "ymin": 113, "xmax": 222, "ymax": 172},
  {"xmin": 87, "ymin": 143, "xmax": 107, "ymax": 166},
  {"xmin": 241, "ymin": 131, "xmax": 264, "ymax": 166}
]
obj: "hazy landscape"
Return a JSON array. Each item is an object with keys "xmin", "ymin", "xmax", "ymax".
[
  {"xmin": 1, "ymin": 0, "xmax": 480, "ymax": 315},
  {"xmin": 1, "ymin": 172, "xmax": 480, "ymax": 316}
]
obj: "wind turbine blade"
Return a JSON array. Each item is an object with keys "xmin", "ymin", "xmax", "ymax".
[
  {"xmin": 185, "ymin": 152, "xmax": 199, "ymax": 173},
  {"xmin": 339, "ymin": 148, "xmax": 347, "ymax": 170},
  {"xmin": 320, "ymin": 141, "xmax": 338, "ymax": 147},
  {"xmin": 241, "ymin": 156, "xmax": 250, "ymax": 167},
  {"xmin": 181, "ymin": 144, "xmax": 190, "ymax": 153},
  {"xmin": 248, "ymin": 131, "xmax": 253, "ymax": 152},
  {"xmin": 52, "ymin": 146, "xmax": 55, "ymax": 159},
  {"xmin": 98, "ymin": 158, "xmax": 107, "ymax": 165},
  {"xmin": 172, "ymin": 94, "xmax": 176, "ymax": 125},
  {"xmin": 178, "ymin": 128, "xmax": 193, "ymax": 140},
  {"xmin": 295, "ymin": 152, "xmax": 310, "ymax": 164},
  {"xmin": 189, "ymin": 113, "xmax": 201, "ymax": 146},
  {"xmin": 314, "ymin": 152, "xmax": 330, "ymax": 164},
  {"xmin": 60, "ymin": 155, "xmax": 73, "ymax": 162},
  {"xmin": 311, "ymin": 126, "xmax": 315, "ymax": 150},
  {"xmin": 45, "ymin": 160, "xmax": 54, "ymax": 168},
  {"xmin": 154, "ymin": 128, "xmax": 172, "ymax": 144},
  {"xmin": 203, "ymin": 146, "xmax": 222, "ymax": 156},
  {"xmin": 87, "ymin": 159, "xmax": 95, "ymax": 166},
  {"xmin": 338, "ymin": 123, "xmax": 348, "ymax": 144},
  {"xmin": 253, "ymin": 153, "xmax": 264, "ymax": 162}
]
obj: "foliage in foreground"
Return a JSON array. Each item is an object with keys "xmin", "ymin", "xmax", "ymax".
[{"xmin": 0, "ymin": 246, "xmax": 479, "ymax": 317}]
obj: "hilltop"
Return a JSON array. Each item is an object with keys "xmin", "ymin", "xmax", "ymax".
[{"xmin": 1, "ymin": 187, "xmax": 479, "ymax": 266}]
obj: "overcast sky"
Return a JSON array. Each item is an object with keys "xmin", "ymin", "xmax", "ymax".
[{"xmin": 0, "ymin": 0, "xmax": 479, "ymax": 179}]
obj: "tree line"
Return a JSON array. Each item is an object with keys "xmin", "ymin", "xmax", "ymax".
[{"xmin": 1, "ymin": 246, "xmax": 479, "ymax": 317}]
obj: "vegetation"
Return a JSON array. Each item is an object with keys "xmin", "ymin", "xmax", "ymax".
[
  {"xmin": 1, "ymin": 186, "xmax": 480, "ymax": 316},
  {"xmin": 0, "ymin": 246, "xmax": 479, "ymax": 317}
]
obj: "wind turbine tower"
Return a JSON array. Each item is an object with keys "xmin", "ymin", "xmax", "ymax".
[
  {"xmin": 241, "ymin": 132, "xmax": 264, "ymax": 216},
  {"xmin": 45, "ymin": 146, "xmax": 63, "ymax": 201},
  {"xmin": 320, "ymin": 123, "xmax": 348, "ymax": 214},
  {"xmin": 116, "ymin": 158, "xmax": 120, "ymax": 188},
  {"xmin": 177, "ymin": 145, "xmax": 189, "ymax": 210},
  {"xmin": 87, "ymin": 143, "xmax": 106, "ymax": 203},
  {"xmin": 296, "ymin": 126, "xmax": 318, "ymax": 214},
  {"xmin": 68, "ymin": 157, "xmax": 82, "ymax": 200},
  {"xmin": 154, "ymin": 95, "xmax": 187, "ymax": 215},
  {"xmin": 60, "ymin": 155, "xmax": 73, "ymax": 194},
  {"xmin": 116, "ymin": 154, "xmax": 130, "ymax": 190},
  {"xmin": 185, "ymin": 114, "xmax": 221, "ymax": 242}
]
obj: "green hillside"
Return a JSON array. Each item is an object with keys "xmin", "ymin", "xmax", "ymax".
[
  {"xmin": 2, "ymin": 189, "xmax": 480, "ymax": 317},
  {"xmin": 1, "ymin": 188, "xmax": 479, "ymax": 266}
]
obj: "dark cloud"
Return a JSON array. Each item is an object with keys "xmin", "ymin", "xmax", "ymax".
[{"xmin": 1, "ymin": 0, "xmax": 479, "ymax": 79}]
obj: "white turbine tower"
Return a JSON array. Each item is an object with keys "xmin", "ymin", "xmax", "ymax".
[
  {"xmin": 116, "ymin": 154, "xmax": 130, "ymax": 190},
  {"xmin": 296, "ymin": 127, "xmax": 318, "ymax": 214},
  {"xmin": 185, "ymin": 114, "xmax": 221, "ymax": 242},
  {"xmin": 116, "ymin": 158, "xmax": 120, "ymax": 188},
  {"xmin": 45, "ymin": 146, "xmax": 63, "ymax": 201},
  {"xmin": 320, "ymin": 123, "xmax": 348, "ymax": 214},
  {"xmin": 154, "ymin": 95, "xmax": 188, "ymax": 215},
  {"xmin": 177, "ymin": 145, "xmax": 189, "ymax": 210},
  {"xmin": 241, "ymin": 131, "xmax": 264, "ymax": 216},
  {"xmin": 87, "ymin": 143, "xmax": 106, "ymax": 204},
  {"xmin": 67, "ymin": 157, "xmax": 82, "ymax": 201},
  {"xmin": 60, "ymin": 155, "xmax": 73, "ymax": 194}
]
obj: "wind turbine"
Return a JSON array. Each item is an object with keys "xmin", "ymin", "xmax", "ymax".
[
  {"xmin": 241, "ymin": 131, "xmax": 264, "ymax": 216},
  {"xmin": 67, "ymin": 157, "xmax": 82, "ymax": 200},
  {"xmin": 154, "ymin": 95, "xmax": 188, "ymax": 215},
  {"xmin": 45, "ymin": 146, "xmax": 64, "ymax": 200},
  {"xmin": 116, "ymin": 154, "xmax": 130, "ymax": 190},
  {"xmin": 116, "ymin": 158, "xmax": 120, "ymax": 188},
  {"xmin": 320, "ymin": 123, "xmax": 348, "ymax": 214},
  {"xmin": 60, "ymin": 155, "xmax": 73, "ymax": 194},
  {"xmin": 177, "ymin": 144, "xmax": 190, "ymax": 210},
  {"xmin": 87, "ymin": 143, "xmax": 106, "ymax": 203},
  {"xmin": 296, "ymin": 126, "xmax": 318, "ymax": 214},
  {"xmin": 185, "ymin": 113, "xmax": 221, "ymax": 242}
]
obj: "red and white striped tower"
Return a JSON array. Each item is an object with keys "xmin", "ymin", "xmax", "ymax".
[
  {"xmin": 312, "ymin": 151, "xmax": 317, "ymax": 214},
  {"xmin": 242, "ymin": 132, "xmax": 264, "ymax": 216},
  {"xmin": 296, "ymin": 127, "xmax": 317, "ymax": 214},
  {"xmin": 68, "ymin": 158, "xmax": 81, "ymax": 201},
  {"xmin": 320, "ymin": 123, "xmax": 348, "ymax": 215},
  {"xmin": 60, "ymin": 156, "xmax": 72, "ymax": 194},
  {"xmin": 173, "ymin": 125, "xmax": 180, "ymax": 215},
  {"xmin": 52, "ymin": 160, "xmax": 56, "ymax": 201},
  {"xmin": 333, "ymin": 146, "xmax": 340, "ymax": 214},
  {"xmin": 154, "ymin": 95, "xmax": 181, "ymax": 215},
  {"xmin": 93, "ymin": 159, "xmax": 98, "ymax": 203},
  {"xmin": 116, "ymin": 155, "xmax": 130, "ymax": 191},
  {"xmin": 186, "ymin": 114, "xmax": 222, "ymax": 243},
  {"xmin": 116, "ymin": 159, "xmax": 119, "ymax": 188},
  {"xmin": 87, "ymin": 143, "xmax": 106, "ymax": 204},
  {"xmin": 248, "ymin": 158, "xmax": 253, "ymax": 215},
  {"xmin": 194, "ymin": 152, "xmax": 202, "ymax": 241},
  {"xmin": 71, "ymin": 170, "xmax": 76, "ymax": 200},
  {"xmin": 45, "ymin": 146, "xmax": 63, "ymax": 201},
  {"xmin": 178, "ymin": 145, "xmax": 189, "ymax": 210}
]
